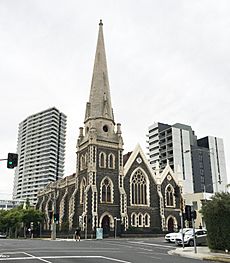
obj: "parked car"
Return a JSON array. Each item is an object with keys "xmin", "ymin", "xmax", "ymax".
[
  {"xmin": 165, "ymin": 228, "xmax": 192, "ymax": 243},
  {"xmin": 175, "ymin": 229, "xmax": 207, "ymax": 246},
  {"xmin": 0, "ymin": 232, "xmax": 7, "ymax": 239}
]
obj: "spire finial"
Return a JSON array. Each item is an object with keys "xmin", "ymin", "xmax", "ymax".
[{"xmin": 99, "ymin": 19, "xmax": 103, "ymax": 26}]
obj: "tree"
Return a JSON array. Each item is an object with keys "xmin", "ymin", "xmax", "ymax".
[
  {"xmin": 201, "ymin": 192, "xmax": 230, "ymax": 251},
  {"xmin": 0, "ymin": 206, "xmax": 44, "ymax": 238}
]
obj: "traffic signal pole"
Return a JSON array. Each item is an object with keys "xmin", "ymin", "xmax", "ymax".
[{"xmin": 192, "ymin": 217, "xmax": 197, "ymax": 253}]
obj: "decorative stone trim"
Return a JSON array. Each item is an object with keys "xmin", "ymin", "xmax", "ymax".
[
  {"xmin": 100, "ymin": 176, "xmax": 114, "ymax": 203},
  {"xmin": 165, "ymin": 184, "xmax": 176, "ymax": 207},
  {"xmin": 129, "ymin": 167, "xmax": 150, "ymax": 206}
]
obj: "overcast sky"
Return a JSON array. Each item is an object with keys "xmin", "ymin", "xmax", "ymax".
[{"xmin": 0, "ymin": 0, "xmax": 230, "ymax": 199}]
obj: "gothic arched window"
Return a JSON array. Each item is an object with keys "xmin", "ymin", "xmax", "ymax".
[
  {"xmin": 138, "ymin": 213, "xmax": 143, "ymax": 226},
  {"xmin": 131, "ymin": 213, "xmax": 137, "ymax": 227},
  {"xmin": 131, "ymin": 169, "xmax": 148, "ymax": 205},
  {"xmin": 165, "ymin": 184, "xmax": 174, "ymax": 207},
  {"xmin": 101, "ymin": 177, "xmax": 113, "ymax": 203},
  {"xmin": 80, "ymin": 178, "xmax": 86, "ymax": 204},
  {"xmin": 144, "ymin": 213, "xmax": 150, "ymax": 227},
  {"xmin": 108, "ymin": 153, "xmax": 115, "ymax": 169},
  {"xmin": 80, "ymin": 155, "xmax": 84, "ymax": 171},
  {"xmin": 84, "ymin": 153, "xmax": 88, "ymax": 168},
  {"xmin": 99, "ymin": 152, "xmax": 106, "ymax": 168}
]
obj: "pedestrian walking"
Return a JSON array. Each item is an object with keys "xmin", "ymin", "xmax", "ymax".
[{"xmin": 75, "ymin": 228, "xmax": 81, "ymax": 241}]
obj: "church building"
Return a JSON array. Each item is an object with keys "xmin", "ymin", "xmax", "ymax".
[{"xmin": 37, "ymin": 20, "xmax": 183, "ymax": 237}]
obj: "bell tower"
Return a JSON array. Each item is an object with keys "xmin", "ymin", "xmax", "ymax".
[{"xmin": 76, "ymin": 20, "xmax": 126, "ymax": 236}]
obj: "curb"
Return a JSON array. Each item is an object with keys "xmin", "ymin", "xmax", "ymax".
[{"xmin": 169, "ymin": 249, "xmax": 230, "ymax": 263}]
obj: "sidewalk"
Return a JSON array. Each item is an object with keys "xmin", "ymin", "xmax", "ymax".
[{"xmin": 169, "ymin": 246, "xmax": 230, "ymax": 262}]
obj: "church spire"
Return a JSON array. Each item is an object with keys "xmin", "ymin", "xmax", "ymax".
[{"xmin": 84, "ymin": 20, "xmax": 114, "ymax": 123}]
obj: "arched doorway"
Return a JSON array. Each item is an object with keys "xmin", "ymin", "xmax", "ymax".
[
  {"xmin": 102, "ymin": 215, "xmax": 110, "ymax": 237},
  {"xmin": 168, "ymin": 217, "xmax": 174, "ymax": 232}
]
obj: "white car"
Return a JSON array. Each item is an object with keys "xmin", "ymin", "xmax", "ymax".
[
  {"xmin": 175, "ymin": 229, "xmax": 207, "ymax": 246},
  {"xmin": 0, "ymin": 232, "xmax": 7, "ymax": 239},
  {"xmin": 165, "ymin": 228, "xmax": 192, "ymax": 243}
]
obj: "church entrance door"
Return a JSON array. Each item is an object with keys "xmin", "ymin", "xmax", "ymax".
[
  {"xmin": 168, "ymin": 217, "xmax": 174, "ymax": 232},
  {"xmin": 102, "ymin": 215, "xmax": 110, "ymax": 237}
]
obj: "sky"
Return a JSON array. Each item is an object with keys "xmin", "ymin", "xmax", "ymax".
[{"xmin": 0, "ymin": 0, "xmax": 230, "ymax": 200}]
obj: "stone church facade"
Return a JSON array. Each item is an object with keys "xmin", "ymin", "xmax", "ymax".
[{"xmin": 36, "ymin": 21, "xmax": 183, "ymax": 236}]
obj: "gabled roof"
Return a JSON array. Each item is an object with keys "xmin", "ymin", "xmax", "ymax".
[
  {"xmin": 159, "ymin": 161, "xmax": 183, "ymax": 186},
  {"xmin": 124, "ymin": 144, "xmax": 156, "ymax": 183}
]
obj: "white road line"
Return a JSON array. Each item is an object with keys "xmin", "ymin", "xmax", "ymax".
[
  {"xmin": 23, "ymin": 252, "xmax": 52, "ymax": 263},
  {"xmin": 0, "ymin": 255, "xmax": 132, "ymax": 262},
  {"xmin": 101, "ymin": 256, "xmax": 132, "ymax": 263},
  {"xmin": 128, "ymin": 241, "xmax": 173, "ymax": 248}
]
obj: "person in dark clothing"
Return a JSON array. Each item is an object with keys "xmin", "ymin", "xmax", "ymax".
[{"xmin": 75, "ymin": 228, "xmax": 81, "ymax": 241}]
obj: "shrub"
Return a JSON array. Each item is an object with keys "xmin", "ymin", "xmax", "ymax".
[{"xmin": 201, "ymin": 192, "xmax": 230, "ymax": 251}]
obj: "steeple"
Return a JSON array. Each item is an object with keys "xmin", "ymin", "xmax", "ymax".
[{"xmin": 84, "ymin": 20, "xmax": 114, "ymax": 124}]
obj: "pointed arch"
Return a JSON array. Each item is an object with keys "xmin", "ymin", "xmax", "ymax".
[
  {"xmin": 85, "ymin": 152, "xmax": 88, "ymax": 168},
  {"xmin": 131, "ymin": 212, "xmax": 137, "ymax": 227},
  {"xmin": 80, "ymin": 155, "xmax": 85, "ymax": 171},
  {"xmin": 99, "ymin": 152, "xmax": 106, "ymax": 168},
  {"xmin": 138, "ymin": 213, "xmax": 143, "ymax": 227},
  {"xmin": 100, "ymin": 177, "xmax": 113, "ymax": 203},
  {"xmin": 99, "ymin": 212, "xmax": 115, "ymax": 228},
  {"xmin": 165, "ymin": 184, "xmax": 175, "ymax": 207},
  {"xmin": 80, "ymin": 177, "xmax": 87, "ymax": 204},
  {"xmin": 108, "ymin": 153, "xmax": 115, "ymax": 169},
  {"xmin": 130, "ymin": 168, "xmax": 149, "ymax": 206},
  {"xmin": 143, "ymin": 213, "xmax": 150, "ymax": 227},
  {"xmin": 166, "ymin": 215, "xmax": 178, "ymax": 232}
]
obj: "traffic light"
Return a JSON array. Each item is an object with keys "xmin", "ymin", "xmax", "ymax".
[
  {"xmin": 185, "ymin": 205, "xmax": 192, "ymax": 221},
  {"xmin": 48, "ymin": 211, "xmax": 53, "ymax": 221},
  {"xmin": 7, "ymin": 153, "xmax": 18, "ymax": 169},
  {"xmin": 54, "ymin": 213, "xmax": 59, "ymax": 223},
  {"xmin": 191, "ymin": 210, "xmax": 197, "ymax": 220}
]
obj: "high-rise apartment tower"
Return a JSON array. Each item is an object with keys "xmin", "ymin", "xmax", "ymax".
[
  {"xmin": 13, "ymin": 107, "xmax": 67, "ymax": 205},
  {"xmin": 147, "ymin": 122, "xmax": 228, "ymax": 194}
]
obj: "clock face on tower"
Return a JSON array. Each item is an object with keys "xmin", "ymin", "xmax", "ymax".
[{"xmin": 136, "ymin": 157, "xmax": 142, "ymax": 164}]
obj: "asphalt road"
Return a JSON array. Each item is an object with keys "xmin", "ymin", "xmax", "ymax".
[{"xmin": 0, "ymin": 237, "xmax": 212, "ymax": 263}]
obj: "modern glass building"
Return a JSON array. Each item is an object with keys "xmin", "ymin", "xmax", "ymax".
[
  {"xmin": 13, "ymin": 107, "xmax": 67, "ymax": 205},
  {"xmin": 147, "ymin": 122, "xmax": 228, "ymax": 194}
]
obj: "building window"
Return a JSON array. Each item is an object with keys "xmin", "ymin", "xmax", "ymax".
[
  {"xmin": 101, "ymin": 177, "xmax": 113, "ymax": 203},
  {"xmin": 131, "ymin": 169, "xmax": 148, "ymax": 205},
  {"xmin": 80, "ymin": 177, "xmax": 86, "ymax": 204},
  {"xmin": 131, "ymin": 213, "xmax": 137, "ymax": 227},
  {"xmin": 138, "ymin": 213, "xmax": 143, "ymax": 227},
  {"xmin": 165, "ymin": 184, "xmax": 174, "ymax": 207},
  {"xmin": 80, "ymin": 155, "xmax": 84, "ymax": 171},
  {"xmin": 108, "ymin": 153, "xmax": 115, "ymax": 169},
  {"xmin": 85, "ymin": 153, "xmax": 88, "ymax": 168},
  {"xmin": 144, "ymin": 213, "xmax": 150, "ymax": 227},
  {"xmin": 99, "ymin": 152, "xmax": 106, "ymax": 168}
]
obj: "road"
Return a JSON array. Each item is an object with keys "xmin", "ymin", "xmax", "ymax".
[{"xmin": 0, "ymin": 237, "xmax": 211, "ymax": 263}]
